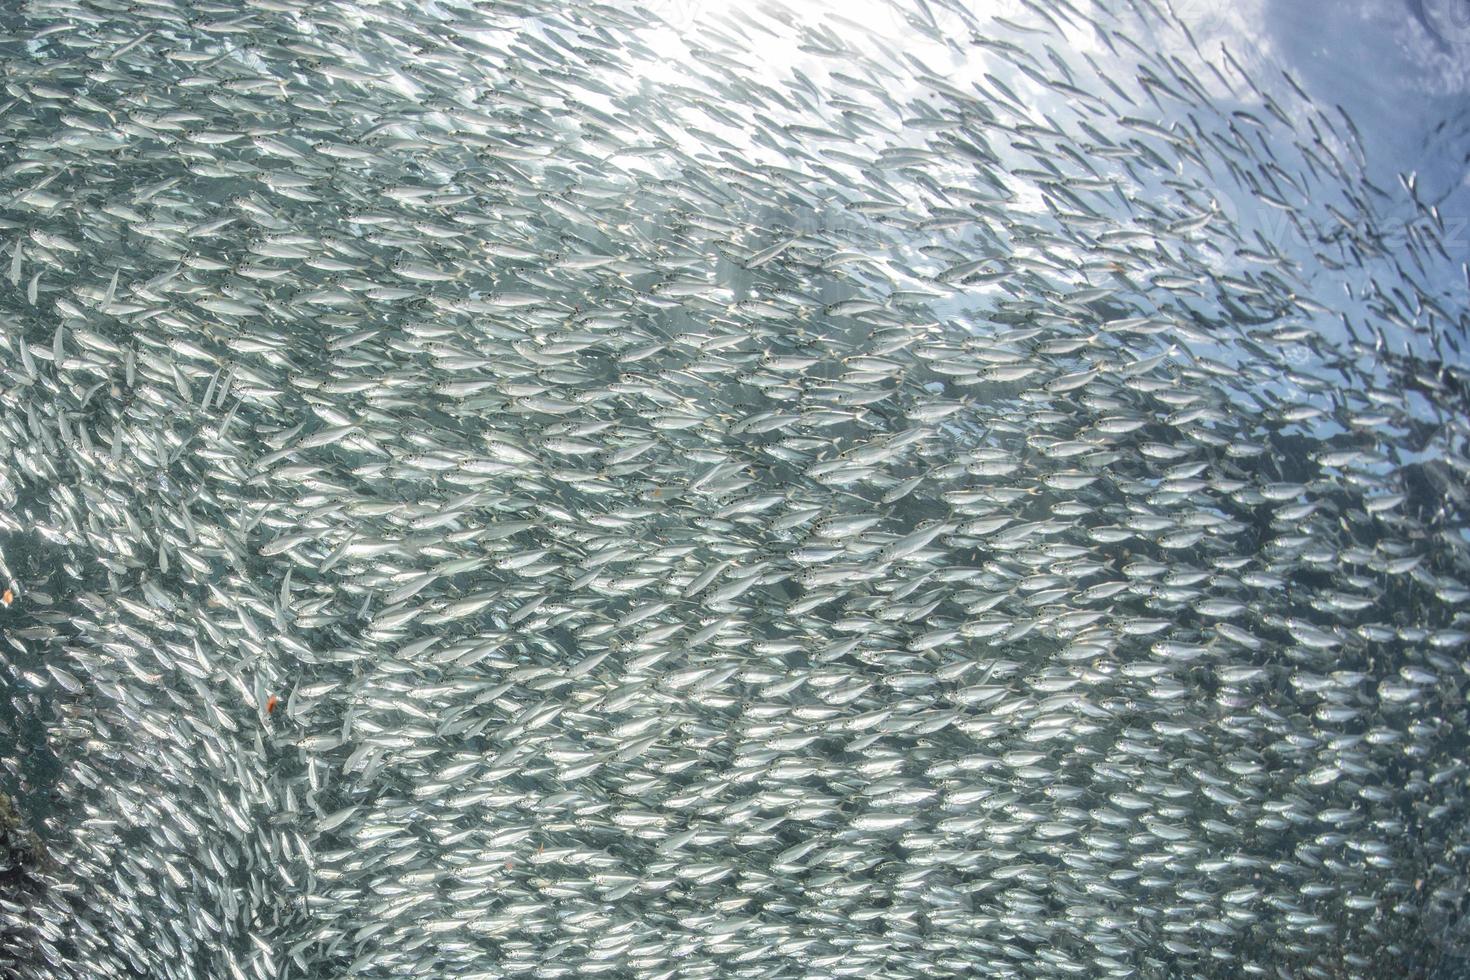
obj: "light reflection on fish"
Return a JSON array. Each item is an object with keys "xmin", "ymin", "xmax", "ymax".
[{"xmin": 0, "ymin": 0, "xmax": 1466, "ymax": 978}]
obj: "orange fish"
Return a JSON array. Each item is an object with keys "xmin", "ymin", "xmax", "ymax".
[{"xmin": 265, "ymin": 695, "xmax": 279, "ymax": 715}]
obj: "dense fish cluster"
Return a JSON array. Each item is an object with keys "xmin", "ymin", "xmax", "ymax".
[{"xmin": 0, "ymin": 0, "xmax": 1468, "ymax": 977}]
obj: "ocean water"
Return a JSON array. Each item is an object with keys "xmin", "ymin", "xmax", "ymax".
[{"xmin": 0, "ymin": 1, "xmax": 1467, "ymax": 978}]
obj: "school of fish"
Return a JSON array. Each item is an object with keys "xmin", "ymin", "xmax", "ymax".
[{"xmin": 0, "ymin": 0, "xmax": 1468, "ymax": 977}]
